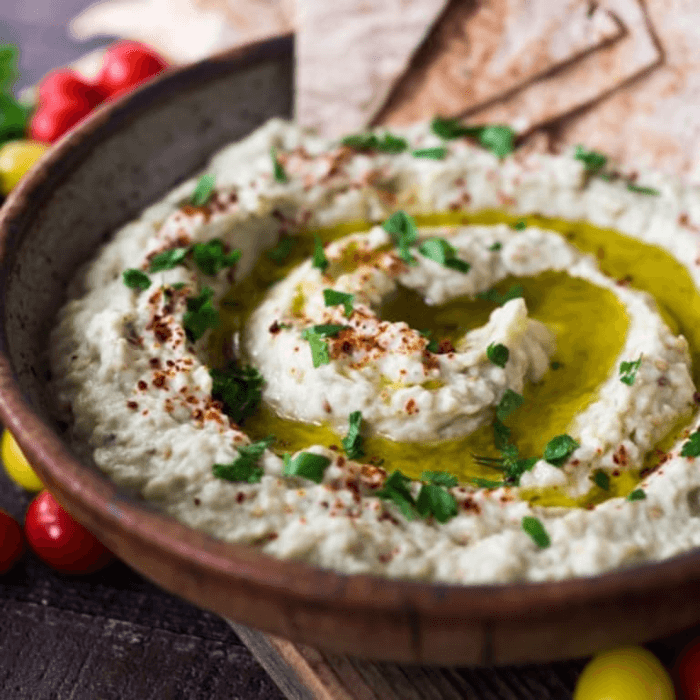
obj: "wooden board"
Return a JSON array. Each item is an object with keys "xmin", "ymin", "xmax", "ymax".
[{"xmin": 229, "ymin": 623, "xmax": 588, "ymax": 700}]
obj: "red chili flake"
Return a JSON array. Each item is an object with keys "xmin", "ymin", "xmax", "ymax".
[
  {"xmin": 193, "ymin": 498, "xmax": 201, "ymax": 506},
  {"xmin": 405, "ymin": 398, "xmax": 419, "ymax": 415},
  {"xmin": 126, "ymin": 401, "xmax": 138, "ymax": 410},
  {"xmin": 236, "ymin": 493, "xmax": 245, "ymax": 504},
  {"xmin": 269, "ymin": 321, "xmax": 282, "ymax": 334},
  {"xmin": 152, "ymin": 373, "xmax": 167, "ymax": 389},
  {"xmin": 437, "ymin": 339, "xmax": 456, "ymax": 354},
  {"xmin": 461, "ymin": 498, "xmax": 481, "ymax": 515},
  {"xmin": 137, "ymin": 380, "xmax": 148, "ymax": 391},
  {"xmin": 152, "ymin": 319, "xmax": 172, "ymax": 343},
  {"xmin": 337, "ymin": 456, "xmax": 346, "ymax": 468},
  {"xmin": 322, "ymin": 400, "xmax": 332, "ymax": 414},
  {"xmin": 149, "ymin": 358, "xmax": 161, "ymax": 369}
]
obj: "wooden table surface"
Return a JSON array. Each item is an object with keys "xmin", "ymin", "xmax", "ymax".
[{"xmin": 0, "ymin": 2, "xmax": 698, "ymax": 698}]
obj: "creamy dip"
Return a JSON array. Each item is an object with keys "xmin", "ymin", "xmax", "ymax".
[{"xmin": 50, "ymin": 118, "xmax": 700, "ymax": 583}]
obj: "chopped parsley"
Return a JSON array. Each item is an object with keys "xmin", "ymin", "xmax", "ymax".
[
  {"xmin": 213, "ymin": 436, "xmax": 274, "ymax": 483},
  {"xmin": 681, "ymin": 429, "xmax": 700, "ymax": 458},
  {"xmin": 430, "ymin": 118, "xmax": 516, "ymax": 158},
  {"xmin": 210, "ymin": 363, "xmax": 264, "ymax": 424},
  {"xmin": 476, "ymin": 284, "xmax": 524, "ymax": 305},
  {"xmin": 417, "ymin": 237, "xmax": 470, "ymax": 273},
  {"xmin": 487, "ymin": 342, "xmax": 509, "ymax": 368},
  {"xmin": 512, "ymin": 220, "xmax": 527, "ymax": 231},
  {"xmin": 192, "ymin": 239, "xmax": 242, "ymax": 276},
  {"xmin": 183, "ymin": 287, "xmax": 219, "ymax": 342},
  {"xmin": 149, "ymin": 247, "xmax": 188, "ymax": 272},
  {"xmin": 122, "ymin": 268, "xmax": 151, "ymax": 291},
  {"xmin": 593, "ymin": 470, "xmax": 610, "ymax": 491},
  {"xmin": 627, "ymin": 488, "xmax": 647, "ymax": 502},
  {"xmin": 543, "ymin": 434, "xmax": 580, "ymax": 466},
  {"xmin": 341, "ymin": 132, "xmax": 408, "ymax": 153},
  {"xmin": 522, "ymin": 516, "xmax": 551, "ymax": 548},
  {"xmin": 190, "ymin": 173, "xmax": 216, "ymax": 207},
  {"xmin": 283, "ymin": 452, "xmax": 332, "ymax": 483},
  {"xmin": 496, "ymin": 389, "xmax": 524, "ymax": 422},
  {"xmin": 267, "ymin": 236, "xmax": 295, "ymax": 264},
  {"xmin": 0, "ymin": 45, "xmax": 30, "ymax": 145},
  {"xmin": 619, "ymin": 354, "xmax": 642, "ymax": 386},
  {"xmin": 626, "ymin": 182, "xmax": 660, "ymax": 196},
  {"xmin": 469, "ymin": 477, "xmax": 505, "ymax": 489},
  {"xmin": 323, "ymin": 289, "xmax": 355, "ymax": 317},
  {"xmin": 489, "ymin": 242, "xmax": 503, "ymax": 251},
  {"xmin": 416, "ymin": 482, "xmax": 458, "ymax": 523},
  {"xmin": 382, "ymin": 210, "xmax": 418, "ymax": 265},
  {"xmin": 376, "ymin": 470, "xmax": 417, "ymax": 520},
  {"xmin": 301, "ymin": 325, "xmax": 346, "ymax": 368},
  {"xmin": 574, "ymin": 145, "xmax": 607, "ymax": 174},
  {"xmin": 312, "ymin": 234, "xmax": 329, "ymax": 272},
  {"xmin": 421, "ymin": 471, "xmax": 459, "ymax": 488},
  {"xmin": 419, "ymin": 329, "xmax": 440, "ymax": 353},
  {"xmin": 271, "ymin": 147, "xmax": 288, "ymax": 183},
  {"xmin": 550, "ymin": 361, "xmax": 562, "ymax": 370},
  {"xmin": 412, "ymin": 146, "xmax": 447, "ymax": 160},
  {"xmin": 341, "ymin": 410, "xmax": 365, "ymax": 460}
]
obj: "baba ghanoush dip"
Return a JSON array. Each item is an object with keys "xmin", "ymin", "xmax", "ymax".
[{"xmin": 50, "ymin": 118, "xmax": 700, "ymax": 584}]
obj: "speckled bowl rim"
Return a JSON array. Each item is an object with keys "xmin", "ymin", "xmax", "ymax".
[{"xmin": 1, "ymin": 34, "xmax": 700, "ymax": 665}]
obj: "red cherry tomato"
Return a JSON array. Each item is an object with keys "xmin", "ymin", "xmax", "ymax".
[
  {"xmin": 95, "ymin": 41, "xmax": 167, "ymax": 99},
  {"xmin": 0, "ymin": 509, "xmax": 24, "ymax": 574},
  {"xmin": 28, "ymin": 100, "xmax": 94, "ymax": 143},
  {"xmin": 37, "ymin": 69, "xmax": 104, "ymax": 111},
  {"xmin": 24, "ymin": 490, "xmax": 113, "ymax": 574},
  {"xmin": 676, "ymin": 638, "xmax": 700, "ymax": 699}
]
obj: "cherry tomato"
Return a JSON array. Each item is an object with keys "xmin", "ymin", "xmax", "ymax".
[
  {"xmin": 675, "ymin": 638, "xmax": 700, "ymax": 699},
  {"xmin": 0, "ymin": 141, "xmax": 49, "ymax": 195},
  {"xmin": 574, "ymin": 646, "xmax": 675, "ymax": 700},
  {"xmin": 37, "ymin": 69, "xmax": 104, "ymax": 111},
  {"xmin": 24, "ymin": 490, "xmax": 114, "ymax": 574},
  {"xmin": 95, "ymin": 41, "xmax": 167, "ymax": 99},
  {"xmin": 1, "ymin": 429, "xmax": 43, "ymax": 490},
  {"xmin": 0, "ymin": 509, "xmax": 24, "ymax": 574},
  {"xmin": 28, "ymin": 99, "xmax": 95, "ymax": 143}
]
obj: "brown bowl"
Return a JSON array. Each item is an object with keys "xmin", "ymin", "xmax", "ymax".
[{"xmin": 2, "ymin": 35, "xmax": 700, "ymax": 666}]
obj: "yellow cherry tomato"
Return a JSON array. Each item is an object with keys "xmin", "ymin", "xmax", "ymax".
[
  {"xmin": 2, "ymin": 429, "xmax": 42, "ymax": 491},
  {"xmin": 0, "ymin": 140, "xmax": 49, "ymax": 195},
  {"xmin": 574, "ymin": 646, "xmax": 675, "ymax": 700}
]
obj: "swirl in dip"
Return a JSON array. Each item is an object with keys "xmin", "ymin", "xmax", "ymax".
[{"xmin": 50, "ymin": 119, "xmax": 700, "ymax": 583}]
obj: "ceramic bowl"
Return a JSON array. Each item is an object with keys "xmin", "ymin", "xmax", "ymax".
[{"xmin": 2, "ymin": 35, "xmax": 700, "ymax": 665}]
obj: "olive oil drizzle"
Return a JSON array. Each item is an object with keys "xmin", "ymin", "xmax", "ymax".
[{"xmin": 214, "ymin": 211, "xmax": 700, "ymax": 508}]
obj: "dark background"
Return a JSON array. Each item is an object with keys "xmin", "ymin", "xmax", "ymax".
[{"xmin": 0, "ymin": 3, "xmax": 697, "ymax": 699}]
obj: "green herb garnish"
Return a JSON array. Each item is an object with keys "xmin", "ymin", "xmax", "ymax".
[
  {"xmin": 382, "ymin": 210, "xmax": 418, "ymax": 265},
  {"xmin": 619, "ymin": 354, "xmax": 642, "ymax": 386},
  {"xmin": 419, "ymin": 329, "xmax": 440, "ymax": 353},
  {"xmin": 301, "ymin": 325, "xmax": 346, "ymax": 368},
  {"xmin": 323, "ymin": 289, "xmax": 355, "ymax": 317},
  {"xmin": 271, "ymin": 147, "xmax": 288, "ymax": 183},
  {"xmin": 681, "ymin": 429, "xmax": 700, "ymax": 458},
  {"xmin": 476, "ymin": 284, "xmax": 524, "ymax": 305},
  {"xmin": 210, "ymin": 362, "xmax": 264, "ymax": 424},
  {"xmin": 341, "ymin": 132, "xmax": 408, "ymax": 153},
  {"xmin": 376, "ymin": 470, "xmax": 417, "ymax": 521},
  {"xmin": 213, "ymin": 436, "xmax": 274, "ymax": 483},
  {"xmin": 122, "ymin": 268, "xmax": 151, "ymax": 291},
  {"xmin": 421, "ymin": 471, "xmax": 459, "ymax": 488},
  {"xmin": 267, "ymin": 236, "xmax": 295, "ymax": 264},
  {"xmin": 522, "ymin": 516, "xmax": 551, "ymax": 548},
  {"xmin": 190, "ymin": 173, "xmax": 216, "ymax": 207},
  {"xmin": 487, "ymin": 343, "xmax": 509, "ymax": 368},
  {"xmin": 431, "ymin": 118, "xmax": 516, "ymax": 158},
  {"xmin": 575, "ymin": 145, "xmax": 608, "ymax": 174},
  {"xmin": 469, "ymin": 477, "xmax": 505, "ymax": 489},
  {"xmin": 593, "ymin": 470, "xmax": 610, "ymax": 491},
  {"xmin": 0, "ymin": 45, "xmax": 30, "ymax": 145},
  {"xmin": 489, "ymin": 242, "xmax": 503, "ymax": 251},
  {"xmin": 149, "ymin": 247, "xmax": 189, "ymax": 272},
  {"xmin": 312, "ymin": 234, "xmax": 329, "ymax": 272},
  {"xmin": 417, "ymin": 237, "xmax": 470, "ymax": 273},
  {"xmin": 627, "ymin": 488, "xmax": 647, "ymax": 502},
  {"xmin": 626, "ymin": 183, "xmax": 660, "ymax": 196},
  {"xmin": 543, "ymin": 434, "xmax": 579, "ymax": 466},
  {"xmin": 192, "ymin": 239, "xmax": 242, "ymax": 276},
  {"xmin": 496, "ymin": 389, "xmax": 524, "ymax": 422},
  {"xmin": 183, "ymin": 286, "xmax": 219, "ymax": 342},
  {"xmin": 342, "ymin": 410, "xmax": 365, "ymax": 460},
  {"xmin": 283, "ymin": 452, "xmax": 332, "ymax": 483},
  {"xmin": 412, "ymin": 147, "xmax": 447, "ymax": 160},
  {"xmin": 511, "ymin": 220, "xmax": 527, "ymax": 231},
  {"xmin": 416, "ymin": 482, "xmax": 458, "ymax": 523}
]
